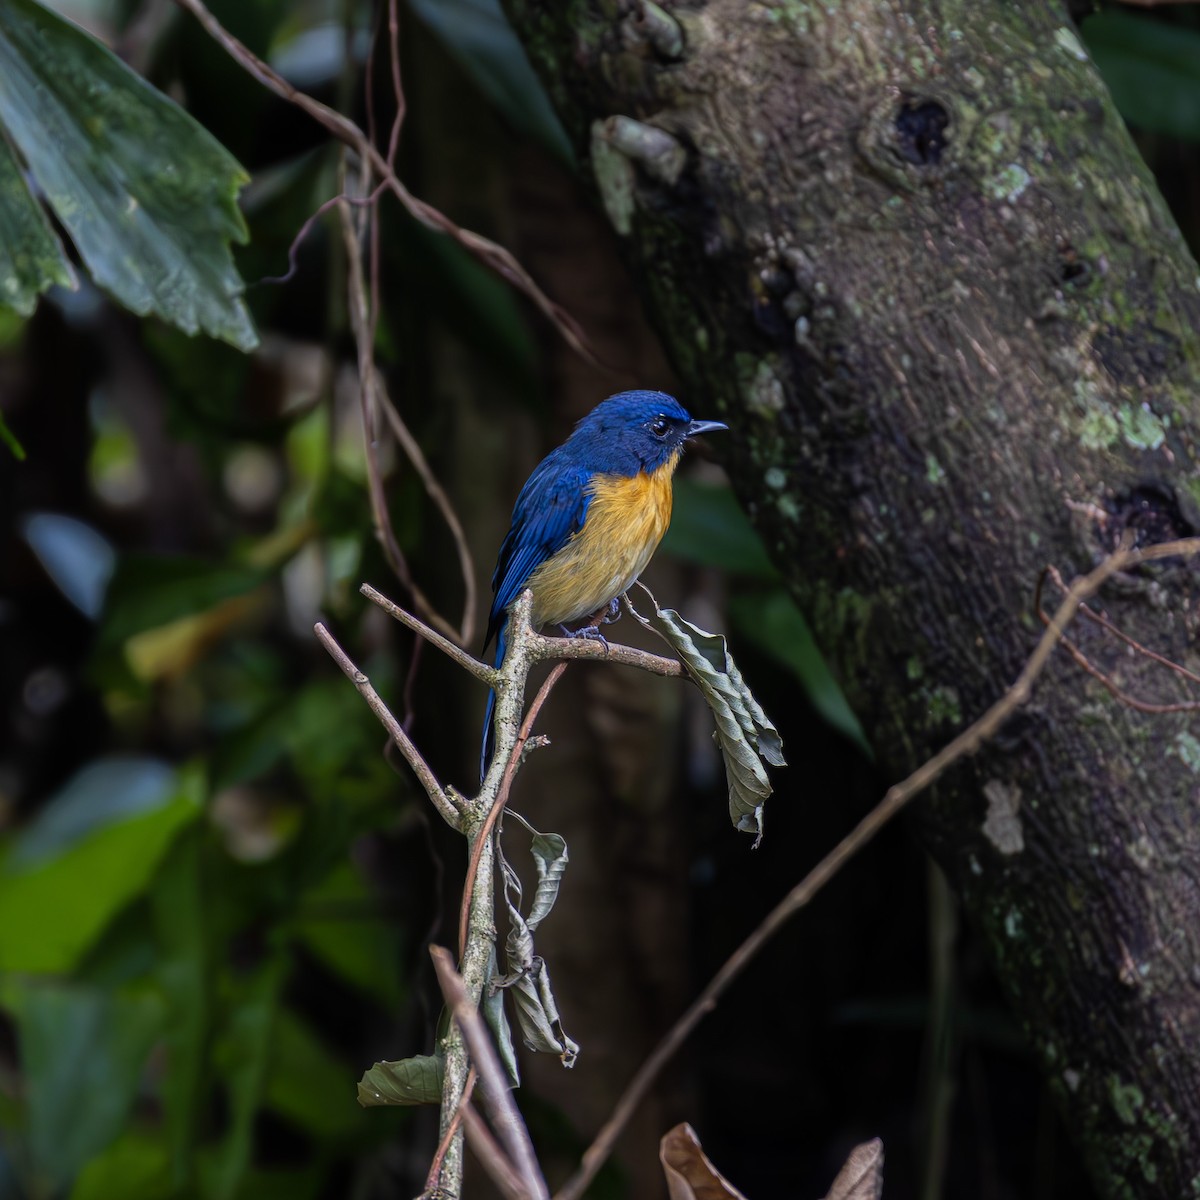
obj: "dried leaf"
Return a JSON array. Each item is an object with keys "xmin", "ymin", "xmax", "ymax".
[
  {"xmin": 356, "ymin": 1054, "xmax": 443, "ymax": 1107},
  {"xmin": 660, "ymin": 1123, "xmax": 749, "ymax": 1200},
  {"xmin": 494, "ymin": 822, "xmax": 577, "ymax": 1065},
  {"xmin": 482, "ymin": 945, "xmax": 520, "ymax": 1088},
  {"xmin": 527, "ymin": 832, "xmax": 567, "ymax": 930},
  {"xmin": 653, "ymin": 607, "xmax": 786, "ymax": 845},
  {"xmin": 508, "ymin": 958, "xmax": 578, "ymax": 1068},
  {"xmin": 823, "ymin": 1138, "xmax": 884, "ymax": 1200}
]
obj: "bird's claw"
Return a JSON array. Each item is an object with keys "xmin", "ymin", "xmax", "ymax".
[{"xmin": 561, "ymin": 622, "xmax": 610, "ymax": 654}]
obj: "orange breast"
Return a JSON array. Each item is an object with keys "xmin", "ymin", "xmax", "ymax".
[{"xmin": 527, "ymin": 452, "xmax": 679, "ymax": 628}]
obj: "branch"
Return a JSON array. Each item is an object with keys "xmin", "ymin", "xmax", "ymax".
[
  {"xmin": 338, "ymin": 197, "xmax": 466, "ymax": 645},
  {"xmin": 313, "ymin": 621, "xmax": 463, "ymax": 827},
  {"xmin": 362, "ymin": 583, "xmax": 496, "ymax": 683},
  {"xmin": 432, "ymin": 946, "xmax": 550, "ymax": 1200},
  {"xmin": 554, "ymin": 534, "xmax": 1200, "ymax": 1200},
  {"xmin": 458, "ymin": 662, "xmax": 568, "ymax": 957},
  {"xmin": 172, "ymin": 0, "xmax": 601, "ymax": 367}
]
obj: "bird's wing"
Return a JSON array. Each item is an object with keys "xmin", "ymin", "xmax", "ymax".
[{"xmin": 485, "ymin": 453, "xmax": 592, "ymax": 650}]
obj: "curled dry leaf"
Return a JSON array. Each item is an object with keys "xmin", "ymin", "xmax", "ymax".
[
  {"xmin": 653, "ymin": 608, "xmax": 786, "ymax": 846},
  {"xmin": 822, "ymin": 1137, "xmax": 884, "ymax": 1200},
  {"xmin": 493, "ymin": 825, "xmax": 578, "ymax": 1065},
  {"xmin": 659, "ymin": 1123, "xmax": 749, "ymax": 1200}
]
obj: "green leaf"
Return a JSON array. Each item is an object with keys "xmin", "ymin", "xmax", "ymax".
[
  {"xmin": 1083, "ymin": 11, "xmax": 1200, "ymax": 141},
  {"xmin": 264, "ymin": 1008, "xmax": 360, "ymax": 1139},
  {"xmin": 3, "ymin": 979, "xmax": 165, "ymax": 1192},
  {"xmin": 663, "ymin": 480, "xmax": 779, "ymax": 578},
  {"xmin": 0, "ymin": 0, "xmax": 258, "ymax": 348},
  {"xmin": 151, "ymin": 832, "xmax": 210, "ymax": 1189},
  {"xmin": 208, "ymin": 953, "xmax": 287, "ymax": 1200},
  {"xmin": 97, "ymin": 554, "xmax": 266, "ymax": 650},
  {"xmin": 408, "ymin": 0, "xmax": 573, "ymax": 164},
  {"xmin": 653, "ymin": 608, "xmax": 786, "ymax": 847},
  {"xmin": 294, "ymin": 860, "xmax": 403, "ymax": 1008},
  {"xmin": 729, "ymin": 591, "xmax": 870, "ymax": 753},
  {"xmin": 69, "ymin": 1132, "xmax": 173, "ymax": 1200},
  {"xmin": 357, "ymin": 1054, "xmax": 444, "ymax": 1107},
  {"xmin": 0, "ymin": 761, "xmax": 203, "ymax": 972},
  {"xmin": 0, "ymin": 405, "xmax": 26, "ymax": 460},
  {"xmin": 8, "ymin": 755, "xmax": 176, "ymax": 866},
  {"xmin": 0, "ymin": 126, "xmax": 73, "ymax": 316}
]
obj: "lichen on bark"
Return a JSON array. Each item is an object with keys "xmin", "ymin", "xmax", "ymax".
[{"xmin": 506, "ymin": 1, "xmax": 1200, "ymax": 1196}]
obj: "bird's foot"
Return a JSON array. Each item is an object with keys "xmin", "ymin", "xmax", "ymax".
[
  {"xmin": 561, "ymin": 622, "xmax": 610, "ymax": 654},
  {"xmin": 600, "ymin": 596, "xmax": 623, "ymax": 626}
]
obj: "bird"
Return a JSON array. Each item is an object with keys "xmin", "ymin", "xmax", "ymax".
[{"xmin": 479, "ymin": 389, "xmax": 728, "ymax": 780}]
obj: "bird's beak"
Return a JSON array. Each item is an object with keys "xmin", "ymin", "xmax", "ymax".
[{"xmin": 685, "ymin": 419, "xmax": 729, "ymax": 438}]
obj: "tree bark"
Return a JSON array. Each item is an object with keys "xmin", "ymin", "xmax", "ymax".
[{"xmin": 505, "ymin": 2, "xmax": 1200, "ymax": 1197}]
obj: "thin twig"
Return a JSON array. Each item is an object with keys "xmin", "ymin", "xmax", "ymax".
[
  {"xmin": 459, "ymin": 663, "xmax": 569, "ymax": 957},
  {"xmin": 1038, "ymin": 563, "xmax": 1200, "ymax": 707},
  {"xmin": 338, "ymin": 190, "xmax": 413, "ymax": 582},
  {"xmin": 339, "ymin": 198, "xmax": 468, "ymax": 645},
  {"xmin": 423, "ymin": 1066, "xmax": 477, "ymax": 1197},
  {"xmin": 378, "ymin": 382, "xmax": 479, "ymax": 647},
  {"xmin": 431, "ymin": 946, "xmax": 550, "ymax": 1200},
  {"xmin": 172, "ymin": 0, "xmax": 600, "ymax": 367},
  {"xmin": 313, "ymin": 621, "xmax": 463, "ymax": 826},
  {"xmin": 363, "ymin": 584, "xmax": 495, "ymax": 682},
  {"xmin": 461, "ymin": 1104, "xmax": 532, "ymax": 1200},
  {"xmin": 555, "ymin": 535, "xmax": 1200, "ymax": 1200}
]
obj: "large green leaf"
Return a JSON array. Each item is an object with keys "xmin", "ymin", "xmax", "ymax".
[
  {"xmin": 408, "ymin": 0, "xmax": 573, "ymax": 164},
  {"xmin": 96, "ymin": 555, "xmax": 267, "ymax": 651},
  {"xmin": 3, "ymin": 979, "xmax": 166, "ymax": 1193},
  {"xmin": 0, "ymin": 761, "xmax": 203, "ymax": 973},
  {"xmin": 151, "ymin": 832, "xmax": 210, "ymax": 1189},
  {"xmin": 1083, "ymin": 11, "xmax": 1200, "ymax": 142},
  {"xmin": 0, "ymin": 127, "xmax": 73, "ymax": 315},
  {"xmin": 663, "ymin": 480, "xmax": 779, "ymax": 578},
  {"xmin": 358, "ymin": 1054, "xmax": 444, "ymax": 1107},
  {"xmin": 264, "ymin": 1008, "xmax": 361, "ymax": 1140},
  {"xmin": 0, "ymin": 0, "xmax": 257, "ymax": 348},
  {"xmin": 729, "ymin": 591, "xmax": 869, "ymax": 753},
  {"xmin": 69, "ymin": 1132, "xmax": 173, "ymax": 1200},
  {"xmin": 208, "ymin": 954, "xmax": 286, "ymax": 1200}
]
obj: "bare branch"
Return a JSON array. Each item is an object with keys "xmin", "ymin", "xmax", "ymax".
[
  {"xmin": 377, "ymin": 387, "xmax": 479, "ymax": 647},
  {"xmin": 171, "ymin": 0, "xmax": 601, "ymax": 367},
  {"xmin": 462, "ymin": 1105, "xmax": 532, "ymax": 1200},
  {"xmin": 362, "ymin": 584, "xmax": 496, "ymax": 683},
  {"xmin": 459, "ymin": 662, "xmax": 569, "ymax": 957},
  {"xmin": 554, "ymin": 534, "xmax": 1200, "ymax": 1200},
  {"xmin": 313, "ymin": 621, "xmax": 463, "ymax": 827},
  {"xmin": 530, "ymin": 630, "xmax": 686, "ymax": 677},
  {"xmin": 431, "ymin": 946, "xmax": 550, "ymax": 1200},
  {"xmin": 423, "ymin": 1066, "xmax": 477, "ymax": 1198}
]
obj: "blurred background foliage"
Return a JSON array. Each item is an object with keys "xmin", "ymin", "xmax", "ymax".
[{"xmin": 0, "ymin": 1, "xmax": 1197, "ymax": 1198}]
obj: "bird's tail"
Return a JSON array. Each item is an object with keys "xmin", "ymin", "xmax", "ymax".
[{"xmin": 479, "ymin": 625, "xmax": 507, "ymax": 782}]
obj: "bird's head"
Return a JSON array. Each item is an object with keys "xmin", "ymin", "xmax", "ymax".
[{"xmin": 570, "ymin": 390, "xmax": 728, "ymax": 475}]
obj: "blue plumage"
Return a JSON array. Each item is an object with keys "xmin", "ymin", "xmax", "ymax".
[{"xmin": 479, "ymin": 389, "xmax": 726, "ymax": 780}]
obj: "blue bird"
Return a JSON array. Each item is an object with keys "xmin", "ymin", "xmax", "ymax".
[{"xmin": 480, "ymin": 389, "xmax": 727, "ymax": 780}]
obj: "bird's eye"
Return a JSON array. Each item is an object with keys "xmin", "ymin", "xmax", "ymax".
[{"xmin": 649, "ymin": 417, "xmax": 670, "ymax": 437}]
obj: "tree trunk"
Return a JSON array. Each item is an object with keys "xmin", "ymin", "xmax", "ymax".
[{"xmin": 505, "ymin": 2, "xmax": 1200, "ymax": 1197}]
